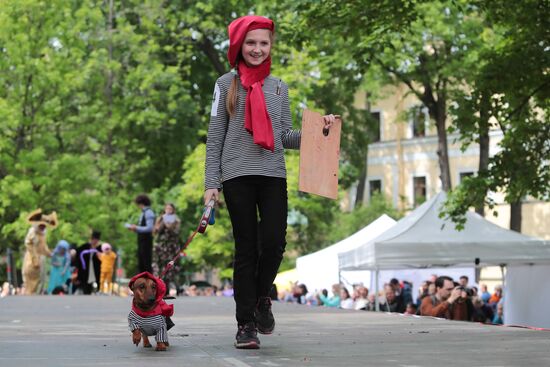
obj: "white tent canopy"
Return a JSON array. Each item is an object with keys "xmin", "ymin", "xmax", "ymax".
[
  {"xmin": 339, "ymin": 192, "xmax": 550, "ymax": 271},
  {"xmin": 296, "ymin": 215, "xmax": 396, "ymax": 292}
]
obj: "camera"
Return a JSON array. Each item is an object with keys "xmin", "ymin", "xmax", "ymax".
[{"xmin": 456, "ymin": 286, "xmax": 473, "ymax": 297}]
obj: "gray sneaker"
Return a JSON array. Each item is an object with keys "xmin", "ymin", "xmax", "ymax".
[
  {"xmin": 255, "ymin": 297, "xmax": 275, "ymax": 335},
  {"xmin": 234, "ymin": 322, "xmax": 260, "ymax": 349}
]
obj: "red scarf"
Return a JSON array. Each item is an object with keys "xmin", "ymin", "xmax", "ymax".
[
  {"xmin": 129, "ymin": 272, "xmax": 174, "ymax": 318},
  {"xmin": 227, "ymin": 16, "xmax": 275, "ymax": 152}
]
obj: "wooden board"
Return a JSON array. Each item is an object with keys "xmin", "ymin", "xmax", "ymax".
[{"xmin": 299, "ymin": 109, "xmax": 341, "ymax": 200}]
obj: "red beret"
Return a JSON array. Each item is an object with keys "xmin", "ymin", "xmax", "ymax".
[
  {"xmin": 129, "ymin": 271, "xmax": 167, "ymax": 304},
  {"xmin": 227, "ymin": 15, "xmax": 275, "ymax": 67}
]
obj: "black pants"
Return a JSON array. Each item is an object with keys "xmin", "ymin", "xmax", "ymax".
[
  {"xmin": 137, "ymin": 234, "xmax": 153, "ymax": 273},
  {"xmin": 223, "ymin": 175, "xmax": 287, "ymax": 325}
]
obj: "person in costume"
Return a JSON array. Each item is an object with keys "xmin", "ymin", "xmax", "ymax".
[
  {"xmin": 98, "ymin": 243, "xmax": 117, "ymax": 294},
  {"xmin": 47, "ymin": 240, "xmax": 71, "ymax": 294},
  {"xmin": 22, "ymin": 209, "xmax": 57, "ymax": 295},
  {"xmin": 203, "ymin": 15, "xmax": 336, "ymax": 349},
  {"xmin": 74, "ymin": 231, "xmax": 102, "ymax": 295},
  {"xmin": 152, "ymin": 203, "xmax": 181, "ymax": 291}
]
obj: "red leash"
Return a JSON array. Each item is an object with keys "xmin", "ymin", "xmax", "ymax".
[{"xmin": 160, "ymin": 200, "xmax": 215, "ymax": 278}]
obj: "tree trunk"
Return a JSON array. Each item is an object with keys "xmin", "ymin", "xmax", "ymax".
[
  {"xmin": 420, "ymin": 80, "xmax": 452, "ymax": 192},
  {"xmin": 510, "ymin": 200, "xmax": 522, "ymax": 232},
  {"xmin": 433, "ymin": 96, "xmax": 452, "ymax": 192},
  {"xmin": 476, "ymin": 130, "xmax": 489, "ymax": 216},
  {"xmin": 476, "ymin": 92, "xmax": 490, "ymax": 216},
  {"xmin": 355, "ymin": 168, "xmax": 366, "ymax": 207},
  {"xmin": 198, "ymin": 36, "xmax": 227, "ymax": 75},
  {"xmin": 355, "ymin": 92, "xmax": 371, "ymax": 208}
]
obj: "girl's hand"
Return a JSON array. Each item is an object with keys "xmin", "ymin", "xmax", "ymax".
[
  {"xmin": 204, "ymin": 189, "xmax": 220, "ymax": 205},
  {"xmin": 322, "ymin": 114, "xmax": 339, "ymax": 130}
]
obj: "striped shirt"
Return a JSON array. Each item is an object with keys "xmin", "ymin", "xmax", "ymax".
[
  {"xmin": 205, "ymin": 72, "xmax": 301, "ymax": 190},
  {"xmin": 128, "ymin": 310, "xmax": 168, "ymax": 342}
]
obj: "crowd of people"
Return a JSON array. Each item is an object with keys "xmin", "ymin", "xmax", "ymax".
[
  {"xmin": 278, "ymin": 275, "xmax": 505, "ymax": 325},
  {"xmin": 5, "ymin": 203, "xmax": 505, "ymax": 327},
  {"xmin": 5, "ymin": 194, "xmax": 184, "ymax": 296}
]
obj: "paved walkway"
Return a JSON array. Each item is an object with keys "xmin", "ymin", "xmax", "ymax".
[{"xmin": 1, "ymin": 296, "xmax": 549, "ymax": 367}]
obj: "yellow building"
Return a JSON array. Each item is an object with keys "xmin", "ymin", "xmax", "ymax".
[
  {"xmin": 355, "ymin": 84, "xmax": 550, "ymax": 241},
  {"xmin": 354, "ymin": 84, "xmax": 550, "ymax": 292}
]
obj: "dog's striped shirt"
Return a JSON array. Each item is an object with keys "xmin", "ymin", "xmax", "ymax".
[{"xmin": 128, "ymin": 310, "xmax": 168, "ymax": 343}]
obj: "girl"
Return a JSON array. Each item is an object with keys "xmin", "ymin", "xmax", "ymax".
[
  {"xmin": 204, "ymin": 15, "xmax": 336, "ymax": 349},
  {"xmin": 98, "ymin": 243, "xmax": 117, "ymax": 294},
  {"xmin": 47, "ymin": 240, "xmax": 71, "ymax": 294},
  {"xmin": 339, "ymin": 287, "xmax": 355, "ymax": 309},
  {"xmin": 319, "ymin": 284, "xmax": 342, "ymax": 308}
]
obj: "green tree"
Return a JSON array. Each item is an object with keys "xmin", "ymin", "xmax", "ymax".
[
  {"xmin": 442, "ymin": 0, "xmax": 549, "ymax": 231},
  {"xmin": 0, "ymin": 0, "xmax": 206, "ymax": 277},
  {"xmin": 294, "ymin": 0, "xmax": 487, "ymax": 193},
  {"xmin": 1, "ymin": 0, "xmax": 428, "ymax": 284}
]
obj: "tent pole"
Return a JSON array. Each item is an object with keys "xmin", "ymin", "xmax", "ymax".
[
  {"xmin": 375, "ymin": 268, "xmax": 380, "ymax": 312},
  {"xmin": 500, "ymin": 264, "xmax": 506, "ymax": 292}
]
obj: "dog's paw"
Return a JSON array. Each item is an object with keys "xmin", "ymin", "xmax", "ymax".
[
  {"xmin": 132, "ymin": 330, "xmax": 141, "ymax": 346},
  {"xmin": 142, "ymin": 335, "xmax": 152, "ymax": 348},
  {"xmin": 155, "ymin": 342, "xmax": 167, "ymax": 351}
]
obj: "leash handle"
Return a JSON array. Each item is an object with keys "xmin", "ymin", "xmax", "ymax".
[{"xmin": 198, "ymin": 199, "xmax": 216, "ymax": 233}]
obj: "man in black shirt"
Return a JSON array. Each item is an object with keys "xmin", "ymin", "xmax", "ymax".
[
  {"xmin": 127, "ymin": 194, "xmax": 155, "ymax": 273},
  {"xmin": 380, "ymin": 284, "xmax": 405, "ymax": 313}
]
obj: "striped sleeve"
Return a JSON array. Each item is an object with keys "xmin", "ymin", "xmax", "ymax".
[
  {"xmin": 204, "ymin": 77, "xmax": 229, "ymax": 190},
  {"xmin": 280, "ymin": 82, "xmax": 301, "ymax": 150},
  {"xmin": 128, "ymin": 311, "xmax": 139, "ymax": 331}
]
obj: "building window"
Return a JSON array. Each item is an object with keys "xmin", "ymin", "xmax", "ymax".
[
  {"xmin": 459, "ymin": 171, "xmax": 474, "ymax": 182},
  {"xmin": 368, "ymin": 111, "xmax": 381, "ymax": 142},
  {"xmin": 369, "ymin": 179, "xmax": 382, "ymax": 198},
  {"xmin": 410, "ymin": 105, "xmax": 428, "ymax": 138},
  {"xmin": 413, "ymin": 176, "xmax": 426, "ymax": 207}
]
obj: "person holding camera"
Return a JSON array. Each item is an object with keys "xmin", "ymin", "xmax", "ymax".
[{"xmin": 420, "ymin": 276, "xmax": 469, "ymax": 321}]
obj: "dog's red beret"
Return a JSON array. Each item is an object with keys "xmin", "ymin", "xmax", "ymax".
[{"xmin": 129, "ymin": 272, "xmax": 173, "ymax": 317}]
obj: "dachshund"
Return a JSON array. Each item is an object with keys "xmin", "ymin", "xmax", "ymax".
[{"xmin": 128, "ymin": 272, "xmax": 174, "ymax": 351}]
